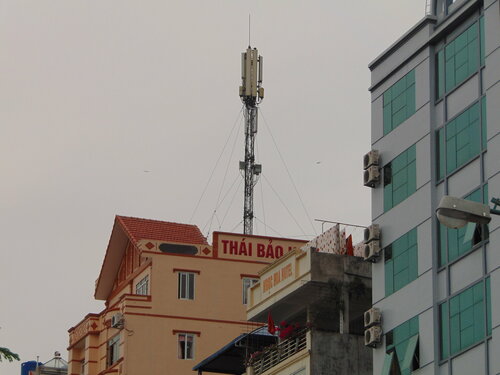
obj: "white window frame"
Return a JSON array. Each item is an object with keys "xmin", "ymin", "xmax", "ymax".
[
  {"xmin": 177, "ymin": 333, "xmax": 195, "ymax": 360},
  {"xmin": 107, "ymin": 334, "xmax": 120, "ymax": 367},
  {"xmin": 178, "ymin": 272, "xmax": 195, "ymax": 300},
  {"xmin": 135, "ymin": 275, "xmax": 149, "ymax": 295},
  {"xmin": 242, "ymin": 278, "xmax": 259, "ymax": 305}
]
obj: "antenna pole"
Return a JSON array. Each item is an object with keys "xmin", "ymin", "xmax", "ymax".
[
  {"xmin": 248, "ymin": 14, "xmax": 251, "ymax": 46},
  {"xmin": 239, "ymin": 46, "xmax": 264, "ymax": 235}
]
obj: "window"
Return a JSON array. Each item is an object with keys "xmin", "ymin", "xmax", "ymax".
[
  {"xmin": 385, "ymin": 316, "xmax": 419, "ymax": 375},
  {"xmin": 383, "ymin": 70, "xmax": 416, "ymax": 135},
  {"xmin": 436, "ymin": 18, "xmax": 484, "ymax": 98},
  {"xmin": 436, "ymin": 98, "xmax": 486, "ymax": 180},
  {"xmin": 383, "ymin": 144, "xmax": 416, "ymax": 212},
  {"xmin": 438, "ymin": 185, "xmax": 489, "ymax": 266},
  {"xmin": 242, "ymin": 278, "xmax": 259, "ymax": 304},
  {"xmin": 135, "ymin": 275, "xmax": 149, "ymax": 295},
  {"xmin": 178, "ymin": 272, "xmax": 195, "ymax": 300},
  {"xmin": 440, "ymin": 278, "xmax": 491, "ymax": 359},
  {"xmin": 385, "ymin": 228, "xmax": 418, "ymax": 296},
  {"xmin": 178, "ymin": 333, "xmax": 194, "ymax": 360},
  {"xmin": 107, "ymin": 334, "xmax": 120, "ymax": 367}
]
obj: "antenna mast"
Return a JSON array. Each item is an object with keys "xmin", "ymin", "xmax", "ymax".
[{"xmin": 239, "ymin": 46, "xmax": 264, "ymax": 235}]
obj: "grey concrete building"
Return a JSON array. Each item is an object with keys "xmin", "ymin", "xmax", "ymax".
[{"xmin": 367, "ymin": 0, "xmax": 499, "ymax": 374}]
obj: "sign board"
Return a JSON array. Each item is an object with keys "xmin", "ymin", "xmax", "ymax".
[
  {"xmin": 213, "ymin": 232, "xmax": 306, "ymax": 263},
  {"xmin": 261, "ymin": 257, "xmax": 296, "ymax": 297}
]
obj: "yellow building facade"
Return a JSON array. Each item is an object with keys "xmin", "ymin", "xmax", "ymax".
[{"xmin": 67, "ymin": 216, "xmax": 305, "ymax": 375}]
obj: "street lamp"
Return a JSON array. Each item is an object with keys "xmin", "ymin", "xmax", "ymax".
[{"xmin": 436, "ymin": 195, "xmax": 500, "ymax": 229}]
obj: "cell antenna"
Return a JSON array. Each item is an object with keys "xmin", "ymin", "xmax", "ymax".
[{"xmin": 239, "ymin": 45, "xmax": 264, "ymax": 235}]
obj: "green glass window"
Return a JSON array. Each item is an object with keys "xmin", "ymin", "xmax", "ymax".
[
  {"xmin": 385, "ymin": 228, "xmax": 418, "ymax": 296},
  {"xmin": 436, "ymin": 18, "xmax": 484, "ymax": 99},
  {"xmin": 445, "ymin": 23, "xmax": 479, "ymax": 92},
  {"xmin": 383, "ymin": 70, "xmax": 416, "ymax": 135},
  {"xmin": 384, "ymin": 145, "xmax": 417, "ymax": 212},
  {"xmin": 486, "ymin": 277, "xmax": 492, "ymax": 335},
  {"xmin": 440, "ymin": 279, "xmax": 491, "ymax": 359},
  {"xmin": 481, "ymin": 96, "xmax": 487, "ymax": 148},
  {"xmin": 436, "ymin": 49, "xmax": 445, "ymax": 99},
  {"xmin": 436, "ymin": 100, "xmax": 486, "ymax": 180},
  {"xmin": 439, "ymin": 186, "xmax": 489, "ymax": 266},
  {"xmin": 480, "ymin": 16, "xmax": 485, "ymax": 66},
  {"xmin": 386, "ymin": 316, "xmax": 419, "ymax": 375}
]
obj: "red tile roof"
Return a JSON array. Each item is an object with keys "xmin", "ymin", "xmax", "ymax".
[{"xmin": 116, "ymin": 216, "xmax": 208, "ymax": 245}]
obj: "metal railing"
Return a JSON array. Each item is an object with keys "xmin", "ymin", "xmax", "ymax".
[{"xmin": 249, "ymin": 328, "xmax": 308, "ymax": 375}]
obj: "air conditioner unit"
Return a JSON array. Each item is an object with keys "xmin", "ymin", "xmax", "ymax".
[
  {"xmin": 363, "ymin": 166, "xmax": 380, "ymax": 188},
  {"xmin": 364, "ymin": 224, "xmax": 380, "ymax": 244},
  {"xmin": 363, "ymin": 241, "xmax": 381, "ymax": 262},
  {"xmin": 364, "ymin": 326, "xmax": 382, "ymax": 348},
  {"xmin": 111, "ymin": 313, "xmax": 123, "ymax": 328},
  {"xmin": 363, "ymin": 150, "xmax": 380, "ymax": 170},
  {"xmin": 364, "ymin": 308, "xmax": 382, "ymax": 328}
]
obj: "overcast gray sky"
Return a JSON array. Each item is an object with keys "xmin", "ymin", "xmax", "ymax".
[{"xmin": 1, "ymin": 1, "xmax": 425, "ymax": 373}]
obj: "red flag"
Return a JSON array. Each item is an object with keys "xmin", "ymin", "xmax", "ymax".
[
  {"xmin": 346, "ymin": 235, "xmax": 354, "ymax": 256},
  {"xmin": 267, "ymin": 311, "xmax": 276, "ymax": 334}
]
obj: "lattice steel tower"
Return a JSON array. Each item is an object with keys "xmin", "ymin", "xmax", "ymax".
[{"xmin": 239, "ymin": 46, "xmax": 264, "ymax": 235}]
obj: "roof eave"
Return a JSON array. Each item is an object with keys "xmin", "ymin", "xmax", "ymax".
[{"xmin": 94, "ymin": 217, "xmax": 131, "ymax": 300}]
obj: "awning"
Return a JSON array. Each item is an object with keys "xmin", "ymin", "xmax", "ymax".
[{"xmin": 193, "ymin": 327, "xmax": 277, "ymax": 374}]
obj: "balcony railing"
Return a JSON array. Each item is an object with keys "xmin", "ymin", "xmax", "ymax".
[{"xmin": 249, "ymin": 328, "xmax": 308, "ymax": 375}]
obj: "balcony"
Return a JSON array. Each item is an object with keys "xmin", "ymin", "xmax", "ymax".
[
  {"xmin": 68, "ymin": 314, "xmax": 101, "ymax": 348},
  {"xmin": 248, "ymin": 327, "xmax": 308, "ymax": 375}
]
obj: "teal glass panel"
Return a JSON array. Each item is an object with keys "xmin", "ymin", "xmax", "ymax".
[
  {"xmin": 486, "ymin": 277, "xmax": 491, "ymax": 335},
  {"xmin": 440, "ymin": 302, "xmax": 449, "ymax": 359},
  {"xmin": 445, "ymin": 102, "xmax": 481, "ymax": 175},
  {"xmin": 401, "ymin": 335, "xmax": 419, "ymax": 372},
  {"xmin": 384, "ymin": 186, "xmax": 393, "ymax": 212},
  {"xmin": 385, "ymin": 259, "xmax": 394, "ymax": 296},
  {"xmin": 387, "ymin": 317, "xmax": 419, "ymax": 373},
  {"xmin": 384, "ymin": 145, "xmax": 417, "ymax": 211},
  {"xmin": 439, "ymin": 224, "xmax": 447, "ymax": 267},
  {"xmin": 385, "ymin": 228, "xmax": 418, "ymax": 296},
  {"xmin": 442, "ymin": 281, "xmax": 488, "ymax": 358},
  {"xmin": 381, "ymin": 352, "xmax": 396, "ymax": 375},
  {"xmin": 481, "ymin": 96, "xmax": 487, "ymax": 149},
  {"xmin": 480, "ymin": 16, "xmax": 485, "ymax": 66},
  {"xmin": 444, "ymin": 188, "xmax": 482, "ymax": 263},
  {"xmin": 437, "ymin": 127, "xmax": 446, "ymax": 180},
  {"xmin": 444, "ymin": 22, "xmax": 480, "ymax": 93},
  {"xmin": 436, "ymin": 49, "xmax": 445, "ymax": 99},
  {"xmin": 383, "ymin": 70, "xmax": 416, "ymax": 135}
]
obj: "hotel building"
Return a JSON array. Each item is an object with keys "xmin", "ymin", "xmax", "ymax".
[{"xmin": 367, "ymin": 0, "xmax": 499, "ymax": 374}]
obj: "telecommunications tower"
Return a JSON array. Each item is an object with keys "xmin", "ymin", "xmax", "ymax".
[{"xmin": 239, "ymin": 46, "xmax": 264, "ymax": 235}]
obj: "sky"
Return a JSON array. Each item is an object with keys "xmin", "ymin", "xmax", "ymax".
[{"xmin": 0, "ymin": 1, "xmax": 425, "ymax": 373}]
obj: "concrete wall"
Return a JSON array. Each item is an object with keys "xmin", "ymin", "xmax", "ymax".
[{"xmin": 310, "ymin": 331, "xmax": 371, "ymax": 375}]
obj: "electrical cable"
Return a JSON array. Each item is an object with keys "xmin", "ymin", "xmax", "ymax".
[
  {"xmin": 259, "ymin": 108, "xmax": 317, "ymax": 235},
  {"xmin": 230, "ymin": 220, "xmax": 244, "ymax": 232},
  {"xmin": 219, "ymin": 178, "xmax": 243, "ymax": 230},
  {"xmin": 189, "ymin": 105, "xmax": 244, "ymax": 223},
  {"xmin": 254, "ymin": 216, "xmax": 283, "ymax": 237},
  {"xmin": 261, "ymin": 173, "xmax": 307, "ymax": 237}
]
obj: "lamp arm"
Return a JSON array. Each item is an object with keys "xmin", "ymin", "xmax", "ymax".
[{"xmin": 491, "ymin": 197, "xmax": 500, "ymax": 216}]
